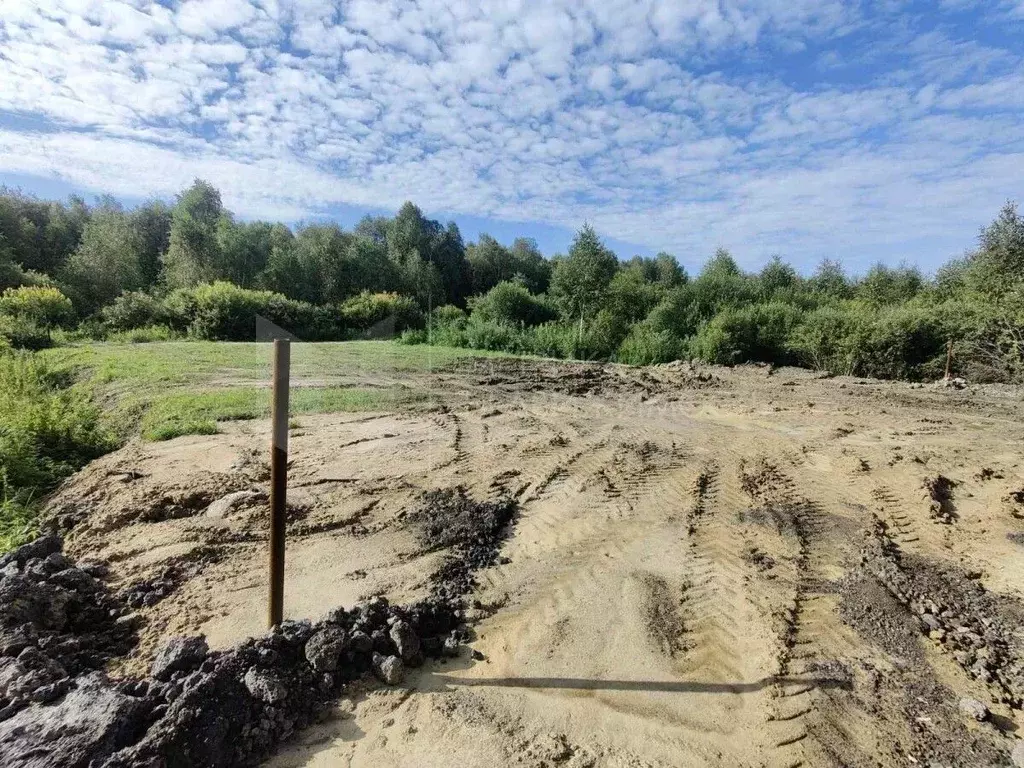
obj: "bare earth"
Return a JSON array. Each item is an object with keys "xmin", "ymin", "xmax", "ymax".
[{"xmin": 46, "ymin": 358, "xmax": 1024, "ymax": 767}]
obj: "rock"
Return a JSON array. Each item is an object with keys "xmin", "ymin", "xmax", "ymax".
[
  {"xmin": 442, "ymin": 634, "xmax": 461, "ymax": 657},
  {"xmin": 305, "ymin": 626, "xmax": 347, "ymax": 673},
  {"xmin": 372, "ymin": 653, "xmax": 404, "ymax": 686},
  {"xmin": 204, "ymin": 490, "xmax": 261, "ymax": 519},
  {"xmin": 151, "ymin": 635, "xmax": 209, "ymax": 681},
  {"xmin": 348, "ymin": 631, "xmax": 372, "ymax": 654},
  {"xmin": 0, "ymin": 575, "xmax": 73, "ymax": 631},
  {"xmin": 243, "ymin": 667, "xmax": 288, "ymax": 704},
  {"xmin": 0, "ymin": 535, "xmax": 62, "ymax": 571},
  {"xmin": 1012, "ymin": 740, "xmax": 1024, "ymax": 768},
  {"xmin": 921, "ymin": 613, "xmax": 941, "ymax": 631},
  {"xmin": 0, "ymin": 672, "xmax": 146, "ymax": 767},
  {"xmin": 388, "ymin": 621, "xmax": 420, "ymax": 663},
  {"xmin": 957, "ymin": 697, "xmax": 989, "ymax": 721}
]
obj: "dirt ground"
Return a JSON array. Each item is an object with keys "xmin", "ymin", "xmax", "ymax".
[{"xmin": 45, "ymin": 357, "xmax": 1024, "ymax": 767}]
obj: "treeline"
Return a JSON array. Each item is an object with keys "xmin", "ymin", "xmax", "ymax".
[{"xmin": 1, "ymin": 180, "xmax": 1023, "ymax": 382}]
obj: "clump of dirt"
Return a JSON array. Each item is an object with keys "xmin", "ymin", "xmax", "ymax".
[
  {"xmin": 1005, "ymin": 488, "xmax": 1024, "ymax": 520},
  {"xmin": 119, "ymin": 545, "xmax": 222, "ymax": 609},
  {"xmin": 923, "ymin": 475, "xmax": 958, "ymax": 524},
  {"xmin": 856, "ymin": 518, "xmax": 1024, "ymax": 707},
  {"xmin": 0, "ymin": 536, "xmax": 137, "ymax": 721},
  {"xmin": 405, "ymin": 487, "xmax": 517, "ymax": 599}
]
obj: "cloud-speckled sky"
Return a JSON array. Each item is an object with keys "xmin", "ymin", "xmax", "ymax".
[{"xmin": 1, "ymin": 0, "xmax": 1022, "ymax": 273}]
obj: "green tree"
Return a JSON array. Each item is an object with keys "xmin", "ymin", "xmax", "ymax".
[
  {"xmin": 858, "ymin": 263, "xmax": 923, "ymax": 305},
  {"xmin": 550, "ymin": 224, "xmax": 618, "ymax": 345},
  {"xmin": 963, "ymin": 201, "xmax": 1024, "ymax": 302},
  {"xmin": 808, "ymin": 258, "xmax": 850, "ymax": 298},
  {"xmin": 758, "ymin": 255, "xmax": 798, "ymax": 296},
  {"xmin": 60, "ymin": 199, "xmax": 145, "ymax": 313},
  {"xmin": 130, "ymin": 201, "xmax": 171, "ymax": 288},
  {"xmin": 161, "ymin": 180, "xmax": 224, "ymax": 289}
]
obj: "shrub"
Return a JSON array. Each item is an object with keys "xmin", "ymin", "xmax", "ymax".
[
  {"xmin": 469, "ymin": 281, "xmax": 556, "ymax": 327},
  {"xmin": 462, "ymin": 315, "xmax": 531, "ymax": 353},
  {"xmin": 100, "ymin": 291, "xmax": 173, "ymax": 331},
  {"xmin": 0, "ymin": 286, "xmax": 75, "ymax": 329},
  {"xmin": 339, "ymin": 291, "xmax": 422, "ymax": 336},
  {"xmin": 168, "ymin": 282, "xmax": 342, "ymax": 341},
  {"xmin": 691, "ymin": 302, "xmax": 805, "ymax": 365},
  {"xmin": 527, "ymin": 322, "xmax": 577, "ymax": 359},
  {"xmin": 0, "ymin": 315, "xmax": 52, "ymax": 350},
  {"xmin": 617, "ymin": 323, "xmax": 684, "ymax": 365},
  {"xmin": 844, "ymin": 303, "xmax": 948, "ymax": 380},
  {"xmin": 0, "ymin": 352, "xmax": 115, "ymax": 549},
  {"xmin": 789, "ymin": 304, "xmax": 862, "ymax": 374}
]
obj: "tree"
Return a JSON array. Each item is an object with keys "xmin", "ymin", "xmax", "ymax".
[
  {"xmin": 700, "ymin": 248, "xmax": 741, "ymax": 278},
  {"xmin": 759, "ymin": 255, "xmax": 798, "ymax": 296},
  {"xmin": 550, "ymin": 224, "xmax": 618, "ymax": 346},
  {"xmin": 161, "ymin": 180, "xmax": 224, "ymax": 289},
  {"xmin": 130, "ymin": 201, "xmax": 171, "ymax": 288},
  {"xmin": 964, "ymin": 201, "xmax": 1024, "ymax": 302},
  {"xmin": 216, "ymin": 218, "xmax": 275, "ymax": 289},
  {"xmin": 653, "ymin": 252, "xmax": 686, "ymax": 287},
  {"xmin": 809, "ymin": 258, "xmax": 850, "ymax": 298},
  {"xmin": 467, "ymin": 234, "xmax": 514, "ymax": 294},
  {"xmin": 858, "ymin": 263, "xmax": 923, "ymax": 305},
  {"xmin": 60, "ymin": 199, "xmax": 145, "ymax": 313}
]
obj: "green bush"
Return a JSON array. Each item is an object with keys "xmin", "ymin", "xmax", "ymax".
[
  {"xmin": 339, "ymin": 291, "xmax": 422, "ymax": 335},
  {"xmin": 845, "ymin": 303, "xmax": 950, "ymax": 380},
  {"xmin": 168, "ymin": 282, "xmax": 342, "ymax": 341},
  {"xmin": 0, "ymin": 286, "xmax": 75, "ymax": 328},
  {"xmin": 469, "ymin": 281, "xmax": 556, "ymax": 327},
  {"xmin": 100, "ymin": 291, "xmax": 173, "ymax": 331},
  {"xmin": 617, "ymin": 323, "xmax": 683, "ymax": 365},
  {"xmin": 462, "ymin": 315, "xmax": 531, "ymax": 353},
  {"xmin": 691, "ymin": 302, "xmax": 805, "ymax": 365},
  {"xmin": 0, "ymin": 352, "xmax": 115, "ymax": 549},
  {"xmin": 527, "ymin": 322, "xmax": 577, "ymax": 359},
  {"xmin": 0, "ymin": 315, "xmax": 53, "ymax": 351},
  {"xmin": 789, "ymin": 304, "xmax": 862, "ymax": 373}
]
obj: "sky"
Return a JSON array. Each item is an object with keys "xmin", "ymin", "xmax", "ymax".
[{"xmin": 1, "ymin": 1, "xmax": 1022, "ymax": 276}]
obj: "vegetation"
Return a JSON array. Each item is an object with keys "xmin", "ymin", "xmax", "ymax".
[{"xmin": 1, "ymin": 180, "xmax": 1021, "ymax": 384}]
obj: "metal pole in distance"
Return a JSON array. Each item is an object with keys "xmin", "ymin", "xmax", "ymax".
[{"xmin": 268, "ymin": 338, "xmax": 290, "ymax": 628}]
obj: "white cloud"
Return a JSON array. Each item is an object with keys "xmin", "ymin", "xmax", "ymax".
[{"xmin": 0, "ymin": 0, "xmax": 1022, "ymax": 269}]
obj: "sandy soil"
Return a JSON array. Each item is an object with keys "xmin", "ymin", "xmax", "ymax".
[{"xmin": 46, "ymin": 358, "xmax": 1024, "ymax": 767}]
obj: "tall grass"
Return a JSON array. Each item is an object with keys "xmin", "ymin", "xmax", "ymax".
[{"xmin": 0, "ymin": 352, "xmax": 114, "ymax": 550}]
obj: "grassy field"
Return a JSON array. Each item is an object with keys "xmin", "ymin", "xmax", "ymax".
[{"xmin": 42, "ymin": 341, "xmax": 507, "ymax": 441}]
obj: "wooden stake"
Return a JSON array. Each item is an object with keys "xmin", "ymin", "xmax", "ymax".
[
  {"xmin": 944, "ymin": 340, "xmax": 953, "ymax": 380},
  {"xmin": 268, "ymin": 338, "xmax": 290, "ymax": 628}
]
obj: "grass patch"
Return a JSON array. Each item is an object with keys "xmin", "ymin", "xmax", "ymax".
[
  {"xmin": 41, "ymin": 340, "xmax": 495, "ymax": 443},
  {"xmin": 139, "ymin": 385, "xmax": 420, "ymax": 440}
]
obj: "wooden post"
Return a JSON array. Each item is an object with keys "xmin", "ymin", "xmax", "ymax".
[
  {"xmin": 944, "ymin": 340, "xmax": 953, "ymax": 380},
  {"xmin": 268, "ymin": 338, "xmax": 290, "ymax": 628}
]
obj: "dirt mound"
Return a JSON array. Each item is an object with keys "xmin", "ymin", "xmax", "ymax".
[
  {"xmin": 443, "ymin": 356, "xmax": 718, "ymax": 398},
  {"xmin": 0, "ymin": 536, "xmax": 137, "ymax": 721}
]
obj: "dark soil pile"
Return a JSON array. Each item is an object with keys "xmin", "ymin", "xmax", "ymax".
[
  {"xmin": 1, "ymin": 488, "xmax": 519, "ymax": 768},
  {"xmin": 405, "ymin": 486, "xmax": 517, "ymax": 600},
  {"xmin": 0, "ymin": 536, "xmax": 137, "ymax": 721},
  {"xmin": 857, "ymin": 518, "xmax": 1024, "ymax": 707}
]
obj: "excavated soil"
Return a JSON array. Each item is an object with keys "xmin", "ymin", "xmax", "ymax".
[{"xmin": 25, "ymin": 358, "xmax": 1024, "ymax": 766}]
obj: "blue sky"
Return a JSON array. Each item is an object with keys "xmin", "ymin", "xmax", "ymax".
[{"xmin": 1, "ymin": 1, "xmax": 1022, "ymax": 277}]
